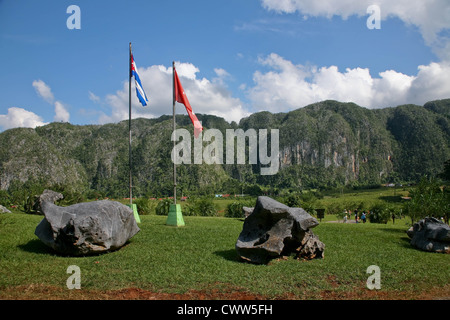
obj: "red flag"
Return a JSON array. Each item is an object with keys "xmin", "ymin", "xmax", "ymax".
[{"xmin": 174, "ymin": 68, "xmax": 203, "ymax": 138}]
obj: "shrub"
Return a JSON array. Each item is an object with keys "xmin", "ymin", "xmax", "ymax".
[
  {"xmin": 156, "ymin": 199, "xmax": 172, "ymax": 216},
  {"xmin": 225, "ymin": 199, "xmax": 255, "ymax": 218},
  {"xmin": 284, "ymin": 193, "xmax": 302, "ymax": 207},
  {"xmin": 368, "ymin": 203, "xmax": 391, "ymax": 224},
  {"xmin": 403, "ymin": 177, "xmax": 449, "ymax": 224},
  {"xmin": 8, "ymin": 180, "xmax": 45, "ymax": 214},
  {"xmin": 51, "ymin": 184, "xmax": 85, "ymax": 207},
  {"xmin": 277, "ymin": 192, "xmax": 319, "ymax": 216},
  {"xmin": 134, "ymin": 198, "xmax": 157, "ymax": 215},
  {"xmin": 184, "ymin": 197, "xmax": 217, "ymax": 217},
  {"xmin": 0, "ymin": 190, "xmax": 11, "ymax": 207},
  {"xmin": 326, "ymin": 202, "xmax": 346, "ymax": 220}
]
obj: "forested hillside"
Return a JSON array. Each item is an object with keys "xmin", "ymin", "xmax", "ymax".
[{"xmin": 0, "ymin": 99, "xmax": 448, "ymax": 198}]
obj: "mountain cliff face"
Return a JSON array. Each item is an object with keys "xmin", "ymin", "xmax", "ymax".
[
  {"xmin": 0, "ymin": 99, "xmax": 449, "ymax": 196},
  {"xmin": 275, "ymin": 101, "xmax": 396, "ymax": 185}
]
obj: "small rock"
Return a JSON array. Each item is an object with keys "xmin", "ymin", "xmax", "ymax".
[
  {"xmin": 407, "ymin": 217, "xmax": 450, "ymax": 253},
  {"xmin": 295, "ymin": 230, "xmax": 325, "ymax": 260},
  {"xmin": 0, "ymin": 205, "xmax": 11, "ymax": 213}
]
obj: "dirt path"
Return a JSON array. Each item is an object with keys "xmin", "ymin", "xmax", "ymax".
[{"xmin": 1, "ymin": 284, "xmax": 449, "ymax": 300}]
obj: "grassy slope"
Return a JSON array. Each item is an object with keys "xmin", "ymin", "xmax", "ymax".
[{"xmin": 0, "ymin": 211, "xmax": 449, "ymax": 300}]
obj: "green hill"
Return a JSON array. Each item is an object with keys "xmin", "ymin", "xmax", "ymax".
[{"xmin": 0, "ymin": 99, "xmax": 449, "ymax": 198}]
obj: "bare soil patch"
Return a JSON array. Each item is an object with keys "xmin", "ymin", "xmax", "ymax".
[{"xmin": 1, "ymin": 284, "xmax": 449, "ymax": 300}]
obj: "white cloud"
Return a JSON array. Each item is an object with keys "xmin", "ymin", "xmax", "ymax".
[
  {"xmin": 247, "ymin": 53, "xmax": 450, "ymax": 111},
  {"xmin": 88, "ymin": 91, "xmax": 100, "ymax": 103},
  {"xmin": 407, "ymin": 61, "xmax": 450, "ymax": 105},
  {"xmin": 214, "ymin": 68, "xmax": 230, "ymax": 79},
  {"xmin": 372, "ymin": 70, "xmax": 415, "ymax": 107},
  {"xmin": 175, "ymin": 63, "xmax": 199, "ymax": 80},
  {"xmin": 32, "ymin": 80, "xmax": 71, "ymax": 124},
  {"xmin": 251, "ymin": 1, "xmax": 450, "ymax": 111},
  {"xmin": 54, "ymin": 101, "xmax": 70, "ymax": 122},
  {"xmin": 261, "ymin": 0, "xmax": 450, "ymax": 62},
  {"xmin": 0, "ymin": 107, "xmax": 48, "ymax": 131},
  {"xmin": 32, "ymin": 79, "xmax": 54, "ymax": 103},
  {"xmin": 102, "ymin": 62, "xmax": 250, "ymax": 125}
]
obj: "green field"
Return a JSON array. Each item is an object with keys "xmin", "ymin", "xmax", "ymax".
[
  {"xmin": 0, "ymin": 208, "xmax": 449, "ymax": 300},
  {"xmin": 130, "ymin": 186, "xmax": 410, "ymax": 218}
]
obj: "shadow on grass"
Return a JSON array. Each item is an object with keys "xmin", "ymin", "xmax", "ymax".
[
  {"xmin": 18, "ymin": 239, "xmax": 133, "ymax": 257},
  {"xmin": 377, "ymin": 227, "xmax": 416, "ymax": 250},
  {"xmin": 378, "ymin": 227, "xmax": 409, "ymax": 234},
  {"xmin": 379, "ymin": 195, "xmax": 405, "ymax": 203},
  {"xmin": 18, "ymin": 239, "xmax": 54, "ymax": 255},
  {"xmin": 214, "ymin": 249, "xmax": 242, "ymax": 263}
]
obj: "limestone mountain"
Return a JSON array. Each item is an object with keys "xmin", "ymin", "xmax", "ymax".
[{"xmin": 0, "ymin": 99, "xmax": 448, "ymax": 197}]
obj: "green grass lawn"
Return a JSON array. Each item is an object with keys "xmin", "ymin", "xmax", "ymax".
[
  {"xmin": 317, "ymin": 187, "xmax": 410, "ymax": 211},
  {"xmin": 0, "ymin": 211, "xmax": 448, "ymax": 300}
]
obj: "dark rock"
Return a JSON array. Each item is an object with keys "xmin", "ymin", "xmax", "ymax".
[
  {"xmin": 35, "ymin": 200, "xmax": 140, "ymax": 256},
  {"xmin": 406, "ymin": 226, "xmax": 414, "ymax": 239},
  {"xmin": 33, "ymin": 189, "xmax": 64, "ymax": 214},
  {"xmin": 407, "ymin": 217, "xmax": 450, "ymax": 253},
  {"xmin": 295, "ymin": 230, "xmax": 325, "ymax": 260},
  {"xmin": 235, "ymin": 196, "xmax": 324, "ymax": 264}
]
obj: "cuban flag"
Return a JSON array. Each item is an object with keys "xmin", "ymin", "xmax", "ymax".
[{"xmin": 131, "ymin": 54, "xmax": 149, "ymax": 107}]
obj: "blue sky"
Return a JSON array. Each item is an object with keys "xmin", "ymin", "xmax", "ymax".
[{"xmin": 1, "ymin": 0, "xmax": 449, "ymax": 130}]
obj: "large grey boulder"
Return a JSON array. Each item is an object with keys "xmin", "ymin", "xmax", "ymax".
[
  {"xmin": 235, "ymin": 196, "xmax": 325, "ymax": 264},
  {"xmin": 35, "ymin": 200, "xmax": 140, "ymax": 256},
  {"xmin": 407, "ymin": 217, "xmax": 450, "ymax": 253}
]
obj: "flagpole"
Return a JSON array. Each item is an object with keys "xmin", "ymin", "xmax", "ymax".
[
  {"xmin": 166, "ymin": 62, "xmax": 184, "ymax": 227},
  {"xmin": 172, "ymin": 61, "xmax": 177, "ymax": 205},
  {"xmin": 129, "ymin": 42, "xmax": 133, "ymax": 206}
]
